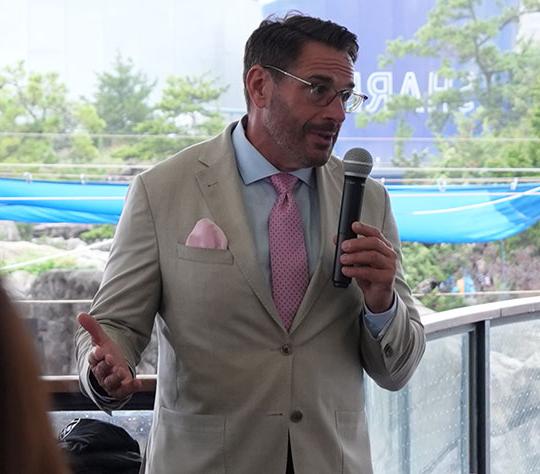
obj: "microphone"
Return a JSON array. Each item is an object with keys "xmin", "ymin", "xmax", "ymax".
[{"xmin": 332, "ymin": 148, "xmax": 374, "ymax": 288}]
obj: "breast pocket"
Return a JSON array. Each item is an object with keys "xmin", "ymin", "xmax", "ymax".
[
  {"xmin": 177, "ymin": 244, "xmax": 234, "ymax": 265},
  {"xmin": 150, "ymin": 407, "xmax": 226, "ymax": 474},
  {"xmin": 170, "ymin": 243, "xmax": 248, "ymax": 335}
]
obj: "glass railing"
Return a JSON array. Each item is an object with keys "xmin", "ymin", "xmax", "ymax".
[
  {"xmin": 365, "ymin": 296, "xmax": 540, "ymax": 474},
  {"xmin": 44, "ymin": 296, "xmax": 540, "ymax": 474}
]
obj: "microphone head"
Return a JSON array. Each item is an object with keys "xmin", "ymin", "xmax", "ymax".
[{"xmin": 343, "ymin": 148, "xmax": 373, "ymax": 179}]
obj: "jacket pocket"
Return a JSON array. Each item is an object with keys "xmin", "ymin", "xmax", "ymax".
[
  {"xmin": 177, "ymin": 244, "xmax": 233, "ymax": 265},
  {"xmin": 150, "ymin": 407, "xmax": 226, "ymax": 474},
  {"xmin": 336, "ymin": 410, "xmax": 373, "ymax": 474}
]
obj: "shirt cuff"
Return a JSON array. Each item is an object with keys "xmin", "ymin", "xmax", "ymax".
[{"xmin": 363, "ymin": 294, "xmax": 397, "ymax": 338}]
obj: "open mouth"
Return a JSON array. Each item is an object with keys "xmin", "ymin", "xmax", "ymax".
[{"xmin": 310, "ymin": 130, "xmax": 335, "ymax": 147}]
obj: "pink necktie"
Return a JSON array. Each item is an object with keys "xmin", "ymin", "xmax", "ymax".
[{"xmin": 268, "ymin": 173, "xmax": 309, "ymax": 331}]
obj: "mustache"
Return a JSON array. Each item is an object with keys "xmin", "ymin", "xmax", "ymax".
[{"xmin": 305, "ymin": 122, "xmax": 340, "ymax": 135}]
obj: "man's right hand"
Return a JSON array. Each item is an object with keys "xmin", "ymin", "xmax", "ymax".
[{"xmin": 77, "ymin": 313, "xmax": 142, "ymax": 399}]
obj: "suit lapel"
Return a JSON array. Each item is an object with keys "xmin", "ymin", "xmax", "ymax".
[
  {"xmin": 194, "ymin": 126, "xmax": 281, "ymax": 326},
  {"xmin": 290, "ymin": 158, "xmax": 343, "ymax": 333},
  {"xmin": 194, "ymin": 125, "xmax": 345, "ymax": 334}
]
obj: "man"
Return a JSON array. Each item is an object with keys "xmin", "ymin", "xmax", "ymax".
[{"xmin": 76, "ymin": 14, "xmax": 425, "ymax": 474}]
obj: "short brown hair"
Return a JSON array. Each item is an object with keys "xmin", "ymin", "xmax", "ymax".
[{"xmin": 243, "ymin": 13, "xmax": 359, "ymax": 109}]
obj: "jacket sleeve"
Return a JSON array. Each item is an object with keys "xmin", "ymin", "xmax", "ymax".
[
  {"xmin": 358, "ymin": 185, "xmax": 426, "ymax": 391},
  {"xmin": 75, "ymin": 174, "xmax": 161, "ymax": 410}
]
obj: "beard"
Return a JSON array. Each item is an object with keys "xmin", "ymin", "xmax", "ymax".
[{"xmin": 262, "ymin": 92, "xmax": 339, "ymax": 170}]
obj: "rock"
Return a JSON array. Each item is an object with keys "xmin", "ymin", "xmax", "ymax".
[
  {"xmin": 38, "ymin": 236, "xmax": 87, "ymax": 250},
  {"xmin": 2, "ymin": 270, "xmax": 36, "ymax": 300},
  {"xmin": 16, "ymin": 267, "xmax": 157, "ymax": 376},
  {"xmin": 0, "ymin": 240, "xmax": 61, "ymax": 270},
  {"xmin": 0, "ymin": 220, "xmax": 20, "ymax": 240},
  {"xmin": 25, "ymin": 269, "xmax": 103, "ymax": 375},
  {"xmin": 0, "ymin": 240, "xmax": 107, "ymax": 272},
  {"xmin": 18, "ymin": 270, "xmax": 101, "ymax": 375},
  {"xmin": 32, "ymin": 223, "xmax": 93, "ymax": 239}
]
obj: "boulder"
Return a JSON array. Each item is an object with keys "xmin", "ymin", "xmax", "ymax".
[
  {"xmin": 25, "ymin": 269, "xmax": 103, "ymax": 375},
  {"xmin": 32, "ymin": 223, "xmax": 93, "ymax": 239},
  {"xmin": 0, "ymin": 220, "xmax": 20, "ymax": 240},
  {"xmin": 19, "ymin": 267, "xmax": 157, "ymax": 376}
]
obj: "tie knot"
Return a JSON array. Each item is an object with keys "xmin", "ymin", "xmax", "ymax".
[{"xmin": 270, "ymin": 173, "xmax": 298, "ymax": 195}]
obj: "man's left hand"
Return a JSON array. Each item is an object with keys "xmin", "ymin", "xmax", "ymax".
[{"xmin": 339, "ymin": 222, "xmax": 396, "ymax": 313}]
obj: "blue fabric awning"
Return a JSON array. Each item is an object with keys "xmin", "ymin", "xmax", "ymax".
[
  {"xmin": 0, "ymin": 178, "xmax": 125, "ymax": 225},
  {"xmin": 1, "ymin": 177, "xmax": 539, "ymax": 243},
  {"xmin": 388, "ymin": 183, "xmax": 540, "ymax": 243}
]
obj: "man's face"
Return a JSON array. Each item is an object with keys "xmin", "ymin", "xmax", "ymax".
[{"xmin": 259, "ymin": 42, "xmax": 355, "ymax": 171}]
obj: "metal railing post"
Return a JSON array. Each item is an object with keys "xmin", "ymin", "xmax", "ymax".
[{"xmin": 470, "ymin": 320, "xmax": 490, "ymax": 474}]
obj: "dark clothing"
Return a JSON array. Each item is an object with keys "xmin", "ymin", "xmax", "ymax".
[{"xmin": 287, "ymin": 438, "xmax": 294, "ymax": 474}]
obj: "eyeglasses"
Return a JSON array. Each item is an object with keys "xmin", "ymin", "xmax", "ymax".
[{"xmin": 263, "ymin": 64, "xmax": 368, "ymax": 113}]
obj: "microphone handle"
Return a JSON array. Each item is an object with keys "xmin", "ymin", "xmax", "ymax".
[{"xmin": 333, "ymin": 176, "xmax": 366, "ymax": 288}]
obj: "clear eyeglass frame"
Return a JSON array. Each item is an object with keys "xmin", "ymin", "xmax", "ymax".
[{"xmin": 263, "ymin": 64, "xmax": 368, "ymax": 113}]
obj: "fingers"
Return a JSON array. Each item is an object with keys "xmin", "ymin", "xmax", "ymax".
[
  {"xmin": 341, "ymin": 248, "xmax": 395, "ymax": 270},
  {"xmin": 347, "ymin": 222, "xmax": 393, "ymax": 249},
  {"xmin": 115, "ymin": 377, "xmax": 143, "ymax": 399},
  {"xmin": 78, "ymin": 312, "xmax": 109, "ymax": 346},
  {"xmin": 339, "ymin": 221, "xmax": 397, "ymax": 294},
  {"xmin": 90, "ymin": 352, "xmax": 141, "ymax": 398},
  {"xmin": 341, "ymin": 264, "xmax": 395, "ymax": 285},
  {"xmin": 101, "ymin": 367, "xmax": 142, "ymax": 399},
  {"xmin": 341, "ymin": 223, "xmax": 396, "ymax": 264},
  {"xmin": 101, "ymin": 365, "xmax": 131, "ymax": 392},
  {"xmin": 88, "ymin": 345, "xmax": 105, "ymax": 368},
  {"xmin": 79, "ymin": 314, "xmax": 139, "ymax": 398},
  {"xmin": 334, "ymin": 222, "xmax": 397, "ymax": 312},
  {"xmin": 351, "ymin": 222, "xmax": 389, "ymax": 240}
]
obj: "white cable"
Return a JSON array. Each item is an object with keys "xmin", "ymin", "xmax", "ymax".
[
  {"xmin": 0, "ymin": 196, "xmax": 125, "ymax": 201},
  {"xmin": 0, "ymin": 239, "xmax": 112, "ymax": 272}
]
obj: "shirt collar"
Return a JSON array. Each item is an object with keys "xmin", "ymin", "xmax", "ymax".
[{"xmin": 232, "ymin": 116, "xmax": 314, "ymax": 187}]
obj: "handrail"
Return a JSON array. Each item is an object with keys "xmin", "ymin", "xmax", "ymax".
[
  {"xmin": 43, "ymin": 374, "xmax": 156, "ymax": 394},
  {"xmin": 422, "ymin": 295, "xmax": 540, "ymax": 334},
  {"xmin": 43, "ymin": 296, "xmax": 540, "ymax": 398}
]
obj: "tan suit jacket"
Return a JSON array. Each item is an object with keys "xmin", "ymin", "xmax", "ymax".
[{"xmin": 76, "ymin": 122, "xmax": 425, "ymax": 474}]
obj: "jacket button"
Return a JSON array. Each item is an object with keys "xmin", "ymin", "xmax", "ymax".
[
  {"xmin": 280, "ymin": 344, "xmax": 292, "ymax": 355},
  {"xmin": 384, "ymin": 344, "xmax": 393, "ymax": 357},
  {"xmin": 290, "ymin": 410, "xmax": 303, "ymax": 423}
]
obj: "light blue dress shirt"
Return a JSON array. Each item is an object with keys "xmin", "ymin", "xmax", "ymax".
[{"xmin": 231, "ymin": 119, "xmax": 395, "ymax": 336}]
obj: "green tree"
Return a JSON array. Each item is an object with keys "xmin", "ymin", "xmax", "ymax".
[
  {"xmin": 373, "ymin": 0, "xmax": 540, "ymax": 175},
  {"xmin": 71, "ymin": 103, "xmax": 106, "ymax": 162},
  {"xmin": 114, "ymin": 74, "xmax": 228, "ymax": 162},
  {"xmin": 402, "ymin": 242, "xmax": 467, "ymax": 311},
  {"xmin": 0, "ymin": 61, "xmax": 71, "ymax": 164},
  {"xmin": 364, "ymin": 0, "xmax": 540, "ymax": 310},
  {"xmin": 94, "ymin": 54, "xmax": 155, "ymax": 134},
  {"xmin": 0, "ymin": 62, "xmax": 104, "ymax": 174}
]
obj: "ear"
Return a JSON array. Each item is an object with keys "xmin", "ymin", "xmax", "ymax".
[{"xmin": 245, "ymin": 65, "xmax": 272, "ymax": 109}]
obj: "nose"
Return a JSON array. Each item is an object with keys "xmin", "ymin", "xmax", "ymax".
[{"xmin": 323, "ymin": 94, "xmax": 346, "ymax": 123}]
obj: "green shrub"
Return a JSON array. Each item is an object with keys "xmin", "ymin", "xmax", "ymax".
[
  {"xmin": 18, "ymin": 257, "xmax": 79, "ymax": 275},
  {"xmin": 79, "ymin": 224, "xmax": 116, "ymax": 243}
]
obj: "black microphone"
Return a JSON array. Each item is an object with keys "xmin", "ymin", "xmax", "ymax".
[{"xmin": 332, "ymin": 148, "xmax": 374, "ymax": 288}]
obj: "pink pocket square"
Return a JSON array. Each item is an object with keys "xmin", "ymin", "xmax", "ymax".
[{"xmin": 185, "ymin": 218, "xmax": 228, "ymax": 250}]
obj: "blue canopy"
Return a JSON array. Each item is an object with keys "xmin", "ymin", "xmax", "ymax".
[
  {"xmin": 389, "ymin": 183, "xmax": 540, "ymax": 243},
  {"xmin": 1, "ymin": 177, "xmax": 539, "ymax": 243}
]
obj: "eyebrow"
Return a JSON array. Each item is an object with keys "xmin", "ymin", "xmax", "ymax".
[{"xmin": 307, "ymin": 73, "xmax": 355, "ymax": 90}]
